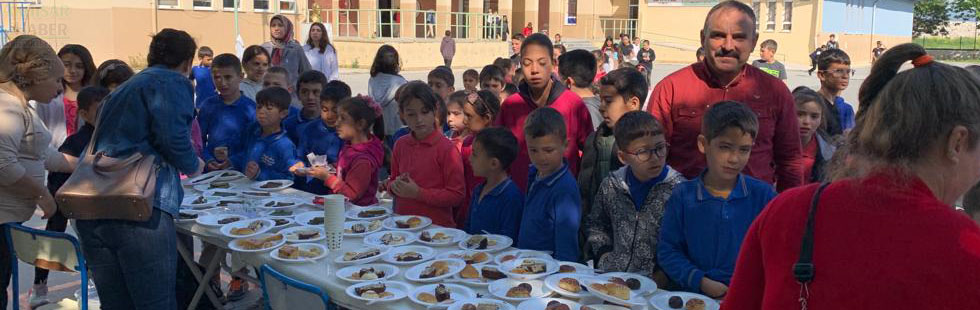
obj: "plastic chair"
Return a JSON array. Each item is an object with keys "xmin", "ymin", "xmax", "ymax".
[
  {"xmin": 4, "ymin": 223, "xmax": 89, "ymax": 310},
  {"xmin": 259, "ymin": 264, "xmax": 331, "ymax": 310}
]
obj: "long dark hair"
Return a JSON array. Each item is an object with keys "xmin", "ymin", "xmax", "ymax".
[
  {"xmin": 339, "ymin": 96, "xmax": 385, "ymax": 139},
  {"xmin": 58, "ymin": 44, "xmax": 97, "ymax": 87},
  {"xmin": 306, "ymin": 22, "xmax": 333, "ymax": 54},
  {"xmin": 370, "ymin": 45, "xmax": 400, "ymax": 77}
]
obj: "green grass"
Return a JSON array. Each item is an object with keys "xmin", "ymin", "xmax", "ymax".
[{"xmin": 914, "ymin": 36, "xmax": 980, "ymax": 50}]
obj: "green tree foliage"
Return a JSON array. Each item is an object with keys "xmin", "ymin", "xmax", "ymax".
[{"xmin": 915, "ymin": 0, "xmax": 951, "ymax": 36}]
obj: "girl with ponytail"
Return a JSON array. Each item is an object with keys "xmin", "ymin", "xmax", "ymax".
[
  {"xmin": 723, "ymin": 43, "xmax": 980, "ymax": 309},
  {"xmin": 315, "ymin": 96, "xmax": 386, "ymax": 206}
]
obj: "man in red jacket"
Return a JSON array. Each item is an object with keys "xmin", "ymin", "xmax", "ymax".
[{"xmin": 646, "ymin": 1, "xmax": 803, "ymax": 191}]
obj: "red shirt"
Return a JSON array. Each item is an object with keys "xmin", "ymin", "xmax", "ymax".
[
  {"xmin": 800, "ymin": 136, "xmax": 818, "ymax": 183},
  {"xmin": 387, "ymin": 130, "xmax": 466, "ymax": 227},
  {"xmin": 64, "ymin": 97, "xmax": 78, "ymax": 136},
  {"xmin": 723, "ymin": 171, "xmax": 980, "ymax": 309},
  {"xmin": 494, "ymin": 80, "xmax": 594, "ymax": 192},
  {"xmin": 647, "ymin": 62, "xmax": 803, "ymax": 191}
]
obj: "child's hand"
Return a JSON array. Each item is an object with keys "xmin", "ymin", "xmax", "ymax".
[
  {"xmin": 308, "ymin": 166, "xmax": 332, "ymax": 181},
  {"xmin": 390, "ymin": 175, "xmax": 421, "ymax": 199},
  {"xmin": 290, "ymin": 162, "xmax": 307, "ymax": 176},
  {"xmin": 245, "ymin": 161, "xmax": 260, "ymax": 179},
  {"xmin": 206, "ymin": 160, "xmax": 224, "ymax": 171},
  {"xmin": 699, "ymin": 277, "xmax": 728, "ymax": 299}
]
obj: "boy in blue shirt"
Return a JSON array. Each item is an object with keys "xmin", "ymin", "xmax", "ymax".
[
  {"xmin": 657, "ymin": 101, "xmax": 777, "ymax": 298},
  {"xmin": 238, "ymin": 87, "xmax": 301, "ymax": 181},
  {"xmin": 283, "ymin": 70, "xmax": 327, "ymax": 144},
  {"xmin": 190, "ymin": 46, "xmax": 216, "ymax": 108},
  {"xmin": 292, "ymin": 80, "xmax": 351, "ymax": 194},
  {"xmin": 516, "ymin": 107, "xmax": 582, "ymax": 262},
  {"xmin": 816, "ymin": 48, "xmax": 855, "ymax": 136},
  {"xmin": 199, "ymin": 53, "xmax": 256, "ymax": 172},
  {"xmin": 466, "ymin": 127, "xmax": 524, "ymax": 240}
]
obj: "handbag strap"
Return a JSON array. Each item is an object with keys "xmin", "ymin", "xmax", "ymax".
[{"xmin": 793, "ymin": 182, "xmax": 830, "ymax": 309}]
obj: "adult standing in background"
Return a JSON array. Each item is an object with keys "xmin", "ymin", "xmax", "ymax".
[
  {"xmin": 304, "ymin": 22, "xmax": 340, "ymax": 82},
  {"xmin": 368, "ymin": 45, "xmax": 408, "ymax": 143},
  {"xmin": 441, "ymin": 30, "xmax": 456, "ymax": 67},
  {"xmin": 646, "ymin": 1, "xmax": 803, "ymax": 191},
  {"xmin": 872, "ymin": 41, "xmax": 886, "ymax": 63},
  {"xmin": 0, "ymin": 34, "xmax": 64, "ymax": 310},
  {"xmin": 263, "ymin": 15, "xmax": 312, "ymax": 86},
  {"xmin": 75, "ymin": 28, "xmax": 204, "ymax": 309},
  {"xmin": 826, "ymin": 33, "xmax": 839, "ymax": 50},
  {"xmin": 501, "ymin": 16, "xmax": 510, "ymax": 42}
]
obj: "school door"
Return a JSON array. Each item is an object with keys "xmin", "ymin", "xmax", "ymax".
[{"xmin": 537, "ymin": 0, "xmax": 549, "ymax": 34}]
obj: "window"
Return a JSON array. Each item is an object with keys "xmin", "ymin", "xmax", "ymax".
[
  {"xmin": 280, "ymin": 0, "xmax": 296, "ymax": 12},
  {"xmin": 751, "ymin": 1, "xmax": 760, "ymax": 30},
  {"xmin": 782, "ymin": 0, "xmax": 792, "ymax": 31},
  {"xmin": 223, "ymin": 0, "xmax": 238, "ymax": 9},
  {"xmin": 566, "ymin": 0, "xmax": 577, "ymax": 25},
  {"xmin": 193, "ymin": 0, "xmax": 212, "ymax": 9},
  {"xmin": 158, "ymin": 0, "xmax": 179, "ymax": 8},
  {"xmin": 254, "ymin": 0, "xmax": 269, "ymax": 11},
  {"xmin": 766, "ymin": 1, "xmax": 776, "ymax": 31}
]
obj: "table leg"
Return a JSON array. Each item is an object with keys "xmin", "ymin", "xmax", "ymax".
[{"xmin": 177, "ymin": 238, "xmax": 224, "ymax": 310}]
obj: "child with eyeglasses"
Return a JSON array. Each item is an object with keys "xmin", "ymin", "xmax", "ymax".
[{"xmin": 816, "ymin": 48, "xmax": 855, "ymax": 136}]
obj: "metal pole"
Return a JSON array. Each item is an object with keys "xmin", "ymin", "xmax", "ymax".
[{"xmin": 235, "ymin": 0, "xmax": 240, "ymax": 38}]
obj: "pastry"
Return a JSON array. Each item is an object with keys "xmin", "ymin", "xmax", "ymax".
[
  {"xmin": 466, "ymin": 236, "xmax": 489, "ymax": 249},
  {"xmin": 237, "ymin": 234, "xmax": 283, "ymax": 250},
  {"xmin": 270, "ymin": 209, "xmax": 292, "ymax": 216},
  {"xmin": 395, "ymin": 251, "xmax": 423, "ymax": 262},
  {"xmin": 380, "ymin": 233, "xmax": 406, "ymax": 245},
  {"xmin": 396, "ymin": 216, "xmax": 423, "ymax": 228},
  {"xmin": 509, "ymin": 259, "xmax": 547, "ymax": 274},
  {"xmin": 217, "ymin": 217, "xmax": 242, "ymax": 225},
  {"xmin": 481, "ymin": 266, "xmax": 507, "ymax": 280},
  {"xmin": 276, "ymin": 245, "xmax": 322, "ymax": 259},
  {"xmin": 461, "ymin": 304, "xmax": 499, "ymax": 310},
  {"xmin": 296, "ymin": 230, "xmax": 320, "ymax": 240},
  {"xmin": 308, "ymin": 217, "xmax": 325, "ymax": 225},
  {"xmin": 347, "ymin": 223, "xmax": 367, "ymax": 234},
  {"xmin": 684, "ymin": 298, "xmax": 706, "ymax": 310},
  {"xmin": 609, "ymin": 277, "xmax": 627, "ymax": 286},
  {"xmin": 505, "ymin": 283, "xmax": 532, "ymax": 298},
  {"xmin": 209, "ymin": 182, "xmax": 230, "ymax": 189},
  {"xmin": 356, "ymin": 283, "xmax": 393, "ymax": 299},
  {"xmin": 192, "ymin": 196, "xmax": 208, "ymax": 204},
  {"xmin": 230, "ymin": 221, "xmax": 264, "ymax": 235},
  {"xmin": 368, "ymin": 220, "xmax": 382, "ymax": 231},
  {"xmin": 421, "ymin": 261, "xmax": 451, "ymax": 278},
  {"xmin": 625, "ymin": 278, "xmax": 642, "ymax": 290},
  {"xmin": 358, "ymin": 209, "xmax": 387, "ymax": 218},
  {"xmin": 434, "ymin": 284, "xmax": 451, "ymax": 302},
  {"xmin": 417, "ymin": 292, "xmax": 437, "ymax": 303},
  {"xmin": 212, "ymin": 191, "xmax": 237, "ymax": 197},
  {"xmin": 453, "ymin": 252, "xmax": 490, "ymax": 264},
  {"xmin": 460, "ymin": 264, "xmax": 480, "ymax": 279},
  {"xmin": 590, "ymin": 282, "xmax": 630, "ymax": 300},
  {"xmin": 342, "ymin": 249, "xmax": 381, "ymax": 261},
  {"xmin": 271, "ymin": 218, "xmax": 290, "ymax": 226},
  {"xmin": 558, "ymin": 265, "xmax": 576, "ymax": 273},
  {"xmin": 421, "ymin": 231, "xmax": 451, "ymax": 242},
  {"xmin": 558, "ymin": 277, "xmax": 581, "ymax": 293},
  {"xmin": 260, "ymin": 181, "xmax": 283, "ymax": 189},
  {"xmin": 350, "ymin": 267, "xmax": 385, "ymax": 280},
  {"xmin": 242, "ymin": 191, "xmax": 271, "ymax": 197},
  {"xmin": 668, "ymin": 296, "xmax": 684, "ymax": 309},
  {"xmin": 545, "ymin": 300, "xmax": 570, "ymax": 310},
  {"xmin": 499, "ymin": 254, "xmax": 517, "ymax": 263}
]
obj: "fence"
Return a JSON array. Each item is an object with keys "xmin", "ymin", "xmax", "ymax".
[
  {"xmin": 327, "ymin": 8, "xmax": 506, "ymax": 41},
  {"xmin": 598, "ymin": 18, "xmax": 637, "ymax": 40},
  {"xmin": 914, "ymin": 35, "xmax": 980, "ymax": 51},
  {"xmin": 0, "ymin": 1, "xmax": 30, "ymax": 48}
]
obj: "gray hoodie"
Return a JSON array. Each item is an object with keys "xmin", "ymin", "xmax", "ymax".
[{"xmin": 368, "ymin": 73, "xmax": 408, "ymax": 136}]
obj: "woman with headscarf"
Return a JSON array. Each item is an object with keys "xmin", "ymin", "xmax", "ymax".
[{"xmin": 262, "ymin": 15, "xmax": 312, "ymax": 86}]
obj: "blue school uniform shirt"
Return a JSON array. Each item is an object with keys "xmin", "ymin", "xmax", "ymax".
[
  {"xmin": 517, "ymin": 162, "xmax": 582, "ymax": 262},
  {"xmin": 626, "ymin": 166, "xmax": 670, "ymax": 210},
  {"xmin": 191, "ymin": 65, "xmax": 217, "ymax": 108},
  {"xmin": 283, "ymin": 106, "xmax": 320, "ymax": 145},
  {"xmin": 834, "ymin": 96, "xmax": 855, "ymax": 131},
  {"xmin": 656, "ymin": 172, "xmax": 776, "ymax": 294},
  {"xmin": 295, "ymin": 120, "xmax": 343, "ymax": 194},
  {"xmin": 198, "ymin": 93, "xmax": 256, "ymax": 165},
  {"xmin": 236, "ymin": 124, "xmax": 301, "ymax": 181},
  {"xmin": 466, "ymin": 178, "xmax": 524, "ymax": 241}
]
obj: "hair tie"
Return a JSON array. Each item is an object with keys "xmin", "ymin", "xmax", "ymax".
[
  {"xmin": 912, "ymin": 54, "xmax": 934, "ymax": 68},
  {"xmin": 359, "ymin": 95, "xmax": 383, "ymax": 118},
  {"xmin": 466, "ymin": 92, "xmax": 479, "ymax": 104}
]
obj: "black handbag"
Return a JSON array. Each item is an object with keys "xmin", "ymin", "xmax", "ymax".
[{"xmin": 793, "ymin": 182, "xmax": 831, "ymax": 310}]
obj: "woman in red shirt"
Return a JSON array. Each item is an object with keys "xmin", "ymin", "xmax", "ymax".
[{"xmin": 724, "ymin": 43, "xmax": 980, "ymax": 309}]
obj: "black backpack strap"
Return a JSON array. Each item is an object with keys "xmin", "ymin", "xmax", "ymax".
[{"xmin": 794, "ymin": 182, "xmax": 830, "ymax": 284}]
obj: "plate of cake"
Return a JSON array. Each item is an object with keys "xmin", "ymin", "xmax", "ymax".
[
  {"xmin": 344, "ymin": 220, "xmax": 383, "ymax": 237},
  {"xmin": 409, "ymin": 283, "xmax": 477, "ymax": 308},
  {"xmin": 437, "ymin": 250, "xmax": 494, "ymax": 265},
  {"xmin": 195, "ymin": 213, "xmax": 245, "ymax": 228},
  {"xmin": 345, "ymin": 281, "xmax": 410, "ymax": 303},
  {"xmin": 543, "ymin": 273, "xmax": 597, "ymax": 298},
  {"xmin": 219, "ymin": 219, "xmax": 274, "ymax": 238},
  {"xmin": 279, "ymin": 226, "xmax": 325, "ymax": 243},
  {"xmin": 458, "ymin": 234, "xmax": 512, "ymax": 252},
  {"xmin": 488, "ymin": 279, "xmax": 552, "ymax": 302},
  {"xmin": 335, "ymin": 246, "xmax": 389, "ymax": 265},
  {"xmin": 501, "ymin": 257, "xmax": 559, "ymax": 280},
  {"xmin": 294, "ymin": 211, "xmax": 327, "ymax": 227},
  {"xmin": 602, "ymin": 272, "xmax": 657, "ymax": 296},
  {"xmin": 452, "ymin": 264, "xmax": 508, "ymax": 286},
  {"xmin": 228, "ymin": 233, "xmax": 286, "ymax": 253},
  {"xmin": 649, "ymin": 292, "xmax": 719, "ymax": 310},
  {"xmin": 250, "ymin": 179, "xmax": 293, "ymax": 191},
  {"xmin": 345, "ymin": 207, "xmax": 391, "ymax": 220},
  {"xmin": 581, "ymin": 279, "xmax": 645, "ymax": 307},
  {"xmin": 382, "ymin": 245, "xmax": 436, "ymax": 265},
  {"xmin": 448, "ymin": 298, "xmax": 516, "ymax": 310},
  {"xmin": 364, "ymin": 231, "xmax": 417, "ymax": 247},
  {"xmin": 404, "ymin": 259, "xmax": 467, "ymax": 282},
  {"xmin": 270, "ymin": 243, "xmax": 328, "ymax": 263},
  {"xmin": 494, "ymin": 250, "xmax": 553, "ymax": 266},
  {"xmin": 382, "ymin": 215, "xmax": 432, "ymax": 231},
  {"xmin": 517, "ymin": 298, "xmax": 585, "ymax": 310},
  {"xmin": 336, "ymin": 264, "xmax": 400, "ymax": 283},
  {"xmin": 255, "ymin": 197, "xmax": 302, "ymax": 210},
  {"xmin": 418, "ymin": 228, "xmax": 468, "ymax": 246}
]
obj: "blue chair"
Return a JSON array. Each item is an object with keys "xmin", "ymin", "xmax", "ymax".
[
  {"xmin": 259, "ymin": 264, "xmax": 331, "ymax": 310},
  {"xmin": 4, "ymin": 223, "xmax": 89, "ymax": 310}
]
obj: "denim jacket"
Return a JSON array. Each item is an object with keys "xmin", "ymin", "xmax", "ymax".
[{"xmin": 89, "ymin": 65, "xmax": 201, "ymax": 216}]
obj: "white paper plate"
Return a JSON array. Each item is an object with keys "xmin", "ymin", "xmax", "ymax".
[
  {"xmin": 345, "ymin": 206, "xmax": 392, "ymax": 220},
  {"xmin": 382, "ymin": 245, "xmax": 436, "ymax": 265},
  {"xmin": 581, "ymin": 278, "xmax": 645, "ymax": 307},
  {"xmin": 227, "ymin": 233, "xmax": 286, "ymax": 253},
  {"xmin": 437, "ymin": 250, "xmax": 495, "ymax": 265},
  {"xmin": 602, "ymin": 272, "xmax": 657, "ymax": 296},
  {"xmin": 494, "ymin": 249, "xmax": 553, "ymax": 266},
  {"xmin": 500, "ymin": 257, "xmax": 559, "ymax": 280},
  {"xmin": 450, "ymin": 264, "xmax": 503, "ymax": 287},
  {"xmin": 269, "ymin": 243, "xmax": 329, "ymax": 263},
  {"xmin": 195, "ymin": 213, "xmax": 247, "ymax": 227},
  {"xmin": 649, "ymin": 292, "xmax": 720, "ymax": 310},
  {"xmin": 261, "ymin": 208, "xmax": 299, "ymax": 217},
  {"xmin": 381, "ymin": 215, "xmax": 432, "ymax": 231},
  {"xmin": 202, "ymin": 188, "xmax": 241, "ymax": 198},
  {"xmin": 543, "ymin": 273, "xmax": 597, "ymax": 298},
  {"xmin": 582, "ymin": 305, "xmax": 630, "ymax": 310},
  {"xmin": 336, "ymin": 264, "xmax": 401, "ymax": 283},
  {"xmin": 556, "ymin": 261, "xmax": 594, "ymax": 275},
  {"xmin": 404, "ymin": 259, "xmax": 467, "ymax": 282},
  {"xmin": 334, "ymin": 246, "xmax": 390, "ymax": 265},
  {"xmin": 187, "ymin": 170, "xmax": 243, "ymax": 185},
  {"xmin": 408, "ymin": 283, "xmax": 477, "ymax": 308},
  {"xmin": 176, "ymin": 210, "xmax": 209, "ymax": 223},
  {"xmin": 255, "ymin": 197, "xmax": 302, "ymax": 210},
  {"xmin": 458, "ymin": 234, "xmax": 513, "ymax": 252},
  {"xmin": 343, "ymin": 220, "xmax": 384, "ymax": 237},
  {"xmin": 194, "ymin": 182, "xmax": 240, "ymax": 192},
  {"xmin": 250, "ymin": 179, "xmax": 294, "ymax": 191},
  {"xmin": 262, "ymin": 216, "xmax": 295, "ymax": 230},
  {"xmin": 294, "ymin": 211, "xmax": 326, "ymax": 227},
  {"xmin": 219, "ymin": 219, "xmax": 274, "ymax": 238},
  {"xmin": 212, "ymin": 170, "xmax": 246, "ymax": 182},
  {"xmin": 417, "ymin": 228, "xmax": 468, "ymax": 246},
  {"xmin": 448, "ymin": 298, "xmax": 516, "ymax": 310},
  {"xmin": 182, "ymin": 195, "xmax": 219, "ymax": 209},
  {"xmin": 279, "ymin": 226, "xmax": 326, "ymax": 243},
  {"xmin": 364, "ymin": 231, "xmax": 418, "ymax": 247},
  {"xmin": 212, "ymin": 199, "xmax": 248, "ymax": 208},
  {"xmin": 239, "ymin": 190, "xmax": 276, "ymax": 199},
  {"xmin": 517, "ymin": 298, "xmax": 584, "ymax": 310},
  {"xmin": 488, "ymin": 278, "xmax": 552, "ymax": 302},
  {"xmin": 344, "ymin": 280, "xmax": 410, "ymax": 303}
]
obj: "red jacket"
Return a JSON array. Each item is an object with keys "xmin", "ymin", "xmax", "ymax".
[
  {"xmin": 494, "ymin": 78, "xmax": 594, "ymax": 192},
  {"xmin": 387, "ymin": 130, "xmax": 466, "ymax": 227},
  {"xmin": 647, "ymin": 62, "xmax": 803, "ymax": 191},
  {"xmin": 723, "ymin": 171, "xmax": 980, "ymax": 309}
]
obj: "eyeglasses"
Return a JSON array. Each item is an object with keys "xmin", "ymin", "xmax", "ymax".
[
  {"xmin": 820, "ymin": 69, "xmax": 856, "ymax": 78},
  {"xmin": 623, "ymin": 143, "xmax": 669, "ymax": 162}
]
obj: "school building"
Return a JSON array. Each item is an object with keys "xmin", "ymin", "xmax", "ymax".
[{"xmin": 0, "ymin": 0, "xmax": 913, "ymax": 69}]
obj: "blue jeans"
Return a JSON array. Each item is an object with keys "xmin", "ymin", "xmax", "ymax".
[{"xmin": 76, "ymin": 208, "xmax": 177, "ymax": 310}]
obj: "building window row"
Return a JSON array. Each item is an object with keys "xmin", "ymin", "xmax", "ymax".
[
  {"xmin": 752, "ymin": 0, "xmax": 791, "ymax": 32},
  {"xmin": 163, "ymin": 0, "xmax": 295, "ymax": 12}
]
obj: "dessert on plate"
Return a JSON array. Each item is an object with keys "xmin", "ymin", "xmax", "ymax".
[
  {"xmin": 343, "ymin": 249, "xmax": 381, "ymax": 261},
  {"xmin": 350, "ymin": 267, "xmax": 386, "ymax": 281},
  {"xmin": 504, "ymin": 283, "xmax": 532, "ymax": 298}
]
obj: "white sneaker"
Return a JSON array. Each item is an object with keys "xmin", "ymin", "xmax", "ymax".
[{"xmin": 28, "ymin": 283, "xmax": 50, "ymax": 309}]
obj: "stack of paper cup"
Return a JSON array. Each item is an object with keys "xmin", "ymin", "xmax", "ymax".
[{"xmin": 322, "ymin": 194, "xmax": 346, "ymax": 250}]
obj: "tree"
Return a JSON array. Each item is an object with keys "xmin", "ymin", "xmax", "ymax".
[
  {"xmin": 954, "ymin": 0, "xmax": 980, "ymax": 30},
  {"xmin": 914, "ymin": 0, "xmax": 951, "ymax": 36}
]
